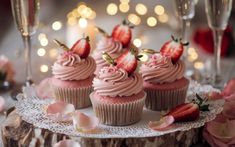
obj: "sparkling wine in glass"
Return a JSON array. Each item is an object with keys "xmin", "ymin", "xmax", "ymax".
[
  {"xmin": 10, "ymin": 0, "xmax": 40, "ymax": 86},
  {"xmin": 205, "ymin": 0, "xmax": 232, "ymax": 86}
]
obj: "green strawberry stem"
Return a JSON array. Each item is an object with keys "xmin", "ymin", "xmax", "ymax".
[
  {"xmin": 141, "ymin": 48, "xmax": 160, "ymax": 54},
  {"xmin": 95, "ymin": 26, "xmax": 109, "ymax": 37},
  {"xmin": 0, "ymin": 72, "xmax": 7, "ymax": 81},
  {"xmin": 53, "ymin": 39, "xmax": 70, "ymax": 51},
  {"xmin": 192, "ymin": 93, "xmax": 210, "ymax": 111}
]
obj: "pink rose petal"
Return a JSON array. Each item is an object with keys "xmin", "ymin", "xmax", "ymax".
[
  {"xmin": 222, "ymin": 101, "xmax": 235, "ymax": 119},
  {"xmin": 149, "ymin": 115, "xmax": 175, "ymax": 131},
  {"xmin": 72, "ymin": 111, "xmax": 99, "ymax": 133},
  {"xmin": 207, "ymin": 119, "xmax": 235, "ymax": 143},
  {"xmin": 53, "ymin": 139, "xmax": 80, "ymax": 147},
  {"xmin": 36, "ymin": 78, "xmax": 53, "ymax": 99},
  {"xmin": 203, "ymin": 129, "xmax": 227, "ymax": 147},
  {"xmin": 224, "ymin": 93, "xmax": 235, "ymax": 101},
  {"xmin": 46, "ymin": 101, "xmax": 75, "ymax": 122},
  {"xmin": 0, "ymin": 96, "xmax": 5, "ymax": 112},
  {"xmin": 222, "ymin": 78, "xmax": 235, "ymax": 97},
  {"xmin": 206, "ymin": 91, "xmax": 223, "ymax": 100}
]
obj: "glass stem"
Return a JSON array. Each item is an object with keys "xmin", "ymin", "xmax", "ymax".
[
  {"xmin": 212, "ymin": 29, "xmax": 223, "ymax": 84},
  {"xmin": 22, "ymin": 35, "xmax": 33, "ymax": 86},
  {"xmin": 181, "ymin": 19, "xmax": 190, "ymax": 59}
]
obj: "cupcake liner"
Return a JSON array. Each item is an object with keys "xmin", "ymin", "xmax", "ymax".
[
  {"xmin": 90, "ymin": 92, "xmax": 146, "ymax": 126},
  {"xmin": 52, "ymin": 85, "xmax": 93, "ymax": 109},
  {"xmin": 145, "ymin": 85, "xmax": 189, "ymax": 111}
]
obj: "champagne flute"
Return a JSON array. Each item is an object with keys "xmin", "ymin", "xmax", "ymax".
[
  {"xmin": 10, "ymin": 0, "xmax": 40, "ymax": 86},
  {"xmin": 205, "ymin": 0, "xmax": 232, "ymax": 86}
]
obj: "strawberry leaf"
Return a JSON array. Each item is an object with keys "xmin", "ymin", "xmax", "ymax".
[{"xmin": 199, "ymin": 104, "xmax": 209, "ymax": 111}]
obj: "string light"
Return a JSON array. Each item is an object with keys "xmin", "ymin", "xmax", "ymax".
[
  {"xmin": 147, "ymin": 17, "xmax": 157, "ymax": 27},
  {"xmin": 52, "ymin": 21, "xmax": 62, "ymax": 31},
  {"xmin": 135, "ymin": 3, "xmax": 147, "ymax": 15},
  {"xmin": 133, "ymin": 38, "xmax": 142, "ymax": 47},
  {"xmin": 40, "ymin": 38, "xmax": 49, "ymax": 46},
  {"xmin": 107, "ymin": 3, "xmax": 118, "ymax": 15},
  {"xmin": 37, "ymin": 48, "xmax": 46, "ymax": 56},
  {"xmin": 128, "ymin": 13, "xmax": 141, "ymax": 25},
  {"xmin": 119, "ymin": 3, "xmax": 129, "ymax": 13},
  {"xmin": 158, "ymin": 13, "xmax": 169, "ymax": 23},
  {"xmin": 194, "ymin": 61, "xmax": 204, "ymax": 70},
  {"xmin": 154, "ymin": 5, "xmax": 165, "ymax": 15},
  {"xmin": 40, "ymin": 65, "xmax": 49, "ymax": 73},
  {"xmin": 78, "ymin": 18, "xmax": 88, "ymax": 28}
]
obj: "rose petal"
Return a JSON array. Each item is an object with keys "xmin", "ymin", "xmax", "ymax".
[
  {"xmin": 224, "ymin": 93, "xmax": 235, "ymax": 101},
  {"xmin": 149, "ymin": 115, "xmax": 175, "ymax": 131},
  {"xmin": 222, "ymin": 78, "xmax": 235, "ymax": 97},
  {"xmin": 0, "ymin": 96, "xmax": 5, "ymax": 112},
  {"xmin": 72, "ymin": 111, "xmax": 99, "ymax": 133},
  {"xmin": 222, "ymin": 101, "xmax": 235, "ymax": 119},
  {"xmin": 36, "ymin": 78, "xmax": 53, "ymax": 99},
  {"xmin": 206, "ymin": 91, "xmax": 223, "ymax": 100},
  {"xmin": 46, "ymin": 101, "xmax": 75, "ymax": 122},
  {"xmin": 53, "ymin": 139, "xmax": 80, "ymax": 147},
  {"xmin": 207, "ymin": 118, "xmax": 235, "ymax": 143},
  {"xmin": 203, "ymin": 128, "xmax": 228, "ymax": 147}
]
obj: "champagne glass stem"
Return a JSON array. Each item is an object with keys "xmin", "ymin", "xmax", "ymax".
[
  {"xmin": 22, "ymin": 35, "xmax": 33, "ymax": 86},
  {"xmin": 212, "ymin": 29, "xmax": 223, "ymax": 84},
  {"xmin": 181, "ymin": 19, "xmax": 190, "ymax": 60}
]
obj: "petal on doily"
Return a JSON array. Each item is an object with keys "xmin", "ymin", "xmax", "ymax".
[
  {"xmin": 222, "ymin": 78, "xmax": 235, "ymax": 97},
  {"xmin": 36, "ymin": 78, "xmax": 53, "ymax": 99},
  {"xmin": 72, "ymin": 111, "xmax": 100, "ymax": 133},
  {"xmin": 222, "ymin": 101, "xmax": 235, "ymax": 119},
  {"xmin": 46, "ymin": 101, "xmax": 75, "ymax": 122},
  {"xmin": 224, "ymin": 93, "xmax": 235, "ymax": 101},
  {"xmin": 206, "ymin": 91, "xmax": 223, "ymax": 100},
  {"xmin": 0, "ymin": 96, "xmax": 5, "ymax": 112},
  {"xmin": 53, "ymin": 139, "xmax": 80, "ymax": 147},
  {"xmin": 207, "ymin": 118, "xmax": 235, "ymax": 143},
  {"xmin": 148, "ymin": 115, "xmax": 175, "ymax": 131}
]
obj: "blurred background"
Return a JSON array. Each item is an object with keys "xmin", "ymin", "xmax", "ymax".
[{"xmin": 0, "ymin": 0, "xmax": 235, "ymax": 84}]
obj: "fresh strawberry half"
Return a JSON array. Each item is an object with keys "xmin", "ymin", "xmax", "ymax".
[
  {"xmin": 160, "ymin": 36, "xmax": 188, "ymax": 63},
  {"xmin": 71, "ymin": 36, "xmax": 90, "ymax": 58},
  {"xmin": 111, "ymin": 20, "xmax": 133, "ymax": 47},
  {"xmin": 165, "ymin": 94, "xmax": 209, "ymax": 122}
]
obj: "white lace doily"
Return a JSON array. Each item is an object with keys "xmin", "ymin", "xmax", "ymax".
[{"xmin": 15, "ymin": 81, "xmax": 224, "ymax": 138}]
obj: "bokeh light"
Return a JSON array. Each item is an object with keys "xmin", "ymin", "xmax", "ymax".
[
  {"xmin": 158, "ymin": 13, "xmax": 169, "ymax": 23},
  {"xmin": 49, "ymin": 48, "xmax": 58, "ymax": 58},
  {"xmin": 37, "ymin": 48, "xmax": 46, "ymax": 56},
  {"xmin": 135, "ymin": 3, "xmax": 147, "ymax": 15},
  {"xmin": 119, "ymin": 3, "xmax": 129, "ymax": 13},
  {"xmin": 128, "ymin": 13, "xmax": 141, "ymax": 25},
  {"xmin": 107, "ymin": 3, "xmax": 118, "ymax": 15},
  {"xmin": 52, "ymin": 21, "xmax": 62, "ymax": 31},
  {"xmin": 40, "ymin": 38, "xmax": 49, "ymax": 46},
  {"xmin": 154, "ymin": 5, "xmax": 165, "ymax": 15},
  {"xmin": 78, "ymin": 18, "xmax": 88, "ymax": 28},
  {"xmin": 133, "ymin": 38, "xmax": 142, "ymax": 47},
  {"xmin": 38, "ymin": 33, "xmax": 46, "ymax": 41},
  {"xmin": 40, "ymin": 65, "xmax": 49, "ymax": 73},
  {"xmin": 194, "ymin": 61, "xmax": 204, "ymax": 70},
  {"xmin": 120, "ymin": 0, "xmax": 129, "ymax": 3},
  {"xmin": 147, "ymin": 17, "xmax": 157, "ymax": 27},
  {"xmin": 67, "ymin": 17, "xmax": 77, "ymax": 26}
]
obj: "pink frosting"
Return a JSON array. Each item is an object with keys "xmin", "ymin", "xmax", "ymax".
[
  {"xmin": 92, "ymin": 37, "xmax": 124, "ymax": 74},
  {"xmin": 93, "ymin": 66, "xmax": 143, "ymax": 97},
  {"xmin": 52, "ymin": 51, "xmax": 96, "ymax": 81},
  {"xmin": 140, "ymin": 54, "xmax": 185, "ymax": 84}
]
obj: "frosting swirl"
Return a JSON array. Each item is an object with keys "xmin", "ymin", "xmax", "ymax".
[
  {"xmin": 92, "ymin": 37, "xmax": 124, "ymax": 74},
  {"xmin": 52, "ymin": 51, "xmax": 96, "ymax": 81},
  {"xmin": 93, "ymin": 66, "xmax": 143, "ymax": 97},
  {"xmin": 140, "ymin": 54, "xmax": 185, "ymax": 84}
]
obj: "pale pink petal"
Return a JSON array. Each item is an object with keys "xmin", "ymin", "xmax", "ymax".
[
  {"xmin": 53, "ymin": 139, "xmax": 80, "ymax": 147},
  {"xmin": 72, "ymin": 111, "xmax": 99, "ymax": 133},
  {"xmin": 224, "ymin": 93, "xmax": 235, "ymax": 101},
  {"xmin": 36, "ymin": 78, "xmax": 53, "ymax": 99},
  {"xmin": 222, "ymin": 101, "xmax": 235, "ymax": 119},
  {"xmin": 203, "ymin": 129, "xmax": 228, "ymax": 147},
  {"xmin": 222, "ymin": 78, "xmax": 235, "ymax": 97},
  {"xmin": 206, "ymin": 91, "xmax": 223, "ymax": 100},
  {"xmin": 207, "ymin": 119, "xmax": 235, "ymax": 143},
  {"xmin": 46, "ymin": 101, "xmax": 75, "ymax": 122},
  {"xmin": 149, "ymin": 115, "xmax": 175, "ymax": 131},
  {"xmin": 0, "ymin": 96, "xmax": 5, "ymax": 112}
]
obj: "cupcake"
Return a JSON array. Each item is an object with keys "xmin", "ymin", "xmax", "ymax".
[
  {"xmin": 93, "ymin": 20, "xmax": 137, "ymax": 75},
  {"xmin": 90, "ymin": 49, "xmax": 146, "ymax": 126},
  {"xmin": 140, "ymin": 37, "xmax": 189, "ymax": 111},
  {"xmin": 51, "ymin": 37, "xmax": 96, "ymax": 109}
]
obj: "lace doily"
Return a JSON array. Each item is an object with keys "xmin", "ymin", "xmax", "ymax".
[{"xmin": 15, "ymin": 81, "xmax": 224, "ymax": 138}]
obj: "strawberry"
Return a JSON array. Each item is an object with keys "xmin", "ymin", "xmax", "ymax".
[
  {"xmin": 71, "ymin": 36, "xmax": 90, "ymax": 58},
  {"xmin": 111, "ymin": 20, "xmax": 133, "ymax": 47},
  {"xmin": 165, "ymin": 94, "xmax": 209, "ymax": 122},
  {"xmin": 116, "ymin": 48, "xmax": 138, "ymax": 75},
  {"xmin": 160, "ymin": 36, "xmax": 188, "ymax": 63}
]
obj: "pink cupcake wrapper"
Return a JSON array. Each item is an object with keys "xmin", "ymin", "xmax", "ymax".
[
  {"xmin": 145, "ymin": 85, "xmax": 189, "ymax": 111},
  {"xmin": 90, "ymin": 92, "xmax": 146, "ymax": 126},
  {"xmin": 52, "ymin": 86, "xmax": 93, "ymax": 109}
]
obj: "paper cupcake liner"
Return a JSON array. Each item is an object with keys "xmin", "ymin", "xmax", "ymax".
[
  {"xmin": 145, "ymin": 85, "xmax": 189, "ymax": 111},
  {"xmin": 90, "ymin": 92, "xmax": 146, "ymax": 126},
  {"xmin": 52, "ymin": 86, "xmax": 93, "ymax": 109}
]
